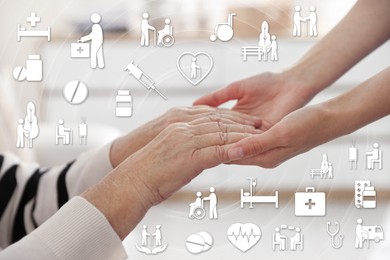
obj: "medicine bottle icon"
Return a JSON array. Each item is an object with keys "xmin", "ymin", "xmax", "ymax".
[
  {"xmin": 26, "ymin": 55, "xmax": 43, "ymax": 81},
  {"xmin": 116, "ymin": 90, "xmax": 132, "ymax": 117}
]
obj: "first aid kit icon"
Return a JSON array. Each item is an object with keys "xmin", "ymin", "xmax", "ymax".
[{"xmin": 295, "ymin": 187, "xmax": 326, "ymax": 216}]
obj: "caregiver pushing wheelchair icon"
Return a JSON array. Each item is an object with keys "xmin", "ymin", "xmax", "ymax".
[{"xmin": 188, "ymin": 187, "xmax": 218, "ymax": 220}]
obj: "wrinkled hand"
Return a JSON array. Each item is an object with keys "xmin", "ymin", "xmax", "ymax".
[
  {"xmin": 124, "ymin": 116, "xmax": 261, "ymax": 204},
  {"xmin": 227, "ymin": 104, "xmax": 334, "ymax": 168},
  {"xmin": 110, "ymin": 106, "xmax": 262, "ymax": 167},
  {"xmin": 193, "ymin": 72, "xmax": 313, "ymax": 127}
]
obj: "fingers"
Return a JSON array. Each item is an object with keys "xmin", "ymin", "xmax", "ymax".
[
  {"xmin": 190, "ymin": 111, "xmax": 261, "ymax": 126},
  {"xmin": 226, "ymin": 131, "xmax": 278, "ymax": 161},
  {"xmin": 189, "ymin": 121, "xmax": 262, "ymax": 136},
  {"xmin": 193, "ymin": 81, "xmax": 241, "ymax": 107}
]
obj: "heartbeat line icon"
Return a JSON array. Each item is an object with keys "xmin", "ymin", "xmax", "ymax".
[{"xmin": 227, "ymin": 223, "xmax": 261, "ymax": 252}]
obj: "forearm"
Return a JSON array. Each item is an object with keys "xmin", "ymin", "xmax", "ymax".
[
  {"xmin": 81, "ymin": 160, "xmax": 153, "ymax": 240},
  {"xmin": 321, "ymin": 67, "xmax": 390, "ymax": 140},
  {"xmin": 285, "ymin": 0, "xmax": 390, "ymax": 97}
]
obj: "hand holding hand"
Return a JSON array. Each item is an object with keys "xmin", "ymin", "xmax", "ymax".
[
  {"xmin": 110, "ymin": 106, "xmax": 262, "ymax": 167},
  {"xmin": 193, "ymin": 72, "xmax": 315, "ymax": 127}
]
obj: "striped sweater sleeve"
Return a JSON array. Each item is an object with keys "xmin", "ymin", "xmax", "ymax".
[{"xmin": 0, "ymin": 143, "xmax": 114, "ymax": 248}]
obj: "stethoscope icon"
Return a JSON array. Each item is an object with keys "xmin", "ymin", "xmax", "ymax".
[{"xmin": 326, "ymin": 221, "xmax": 344, "ymax": 249}]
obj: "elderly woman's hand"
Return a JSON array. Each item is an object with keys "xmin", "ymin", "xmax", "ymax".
[
  {"xmin": 109, "ymin": 106, "xmax": 262, "ymax": 167},
  {"xmin": 82, "ymin": 114, "xmax": 260, "ymax": 239}
]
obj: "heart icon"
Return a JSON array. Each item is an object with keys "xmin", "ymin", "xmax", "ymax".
[
  {"xmin": 177, "ymin": 52, "xmax": 213, "ymax": 86},
  {"xmin": 227, "ymin": 223, "xmax": 261, "ymax": 252}
]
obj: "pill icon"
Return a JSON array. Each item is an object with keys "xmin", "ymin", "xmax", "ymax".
[
  {"xmin": 185, "ymin": 232, "xmax": 213, "ymax": 254},
  {"xmin": 63, "ymin": 80, "xmax": 89, "ymax": 105},
  {"xmin": 13, "ymin": 66, "xmax": 27, "ymax": 81}
]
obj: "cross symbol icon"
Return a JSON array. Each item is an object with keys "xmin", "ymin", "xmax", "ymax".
[
  {"xmin": 26, "ymin": 12, "xmax": 41, "ymax": 27},
  {"xmin": 305, "ymin": 199, "xmax": 316, "ymax": 209},
  {"xmin": 77, "ymin": 47, "xmax": 84, "ymax": 53}
]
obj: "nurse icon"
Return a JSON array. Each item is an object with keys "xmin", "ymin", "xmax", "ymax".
[{"xmin": 79, "ymin": 13, "xmax": 105, "ymax": 69}]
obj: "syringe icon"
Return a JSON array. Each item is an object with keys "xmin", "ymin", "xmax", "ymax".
[{"xmin": 124, "ymin": 61, "xmax": 167, "ymax": 100}]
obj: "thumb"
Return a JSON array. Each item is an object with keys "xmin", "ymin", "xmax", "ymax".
[
  {"xmin": 193, "ymin": 82, "xmax": 240, "ymax": 107},
  {"xmin": 227, "ymin": 132, "xmax": 277, "ymax": 161}
]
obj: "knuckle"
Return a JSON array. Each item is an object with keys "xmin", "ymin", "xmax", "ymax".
[
  {"xmin": 213, "ymin": 145, "xmax": 227, "ymax": 160},
  {"xmin": 218, "ymin": 131, "xmax": 229, "ymax": 145}
]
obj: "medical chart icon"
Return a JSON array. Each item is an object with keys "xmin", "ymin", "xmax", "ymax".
[
  {"xmin": 365, "ymin": 143, "xmax": 382, "ymax": 170},
  {"xmin": 273, "ymin": 225, "xmax": 303, "ymax": 251},
  {"xmin": 326, "ymin": 221, "xmax": 344, "ymax": 249},
  {"xmin": 124, "ymin": 61, "xmax": 167, "ymax": 100},
  {"xmin": 16, "ymin": 102, "xmax": 39, "ymax": 149},
  {"xmin": 355, "ymin": 181, "xmax": 376, "ymax": 209},
  {"xmin": 177, "ymin": 52, "xmax": 213, "ymax": 86},
  {"xmin": 140, "ymin": 13, "xmax": 174, "ymax": 47},
  {"xmin": 355, "ymin": 219, "xmax": 384, "ymax": 249},
  {"xmin": 136, "ymin": 225, "xmax": 168, "ymax": 255},
  {"xmin": 295, "ymin": 187, "xmax": 326, "ymax": 216},
  {"xmin": 186, "ymin": 232, "xmax": 213, "ymax": 254},
  {"xmin": 17, "ymin": 12, "xmax": 51, "ymax": 41},
  {"xmin": 240, "ymin": 177, "xmax": 278, "ymax": 209},
  {"xmin": 293, "ymin": 6, "xmax": 318, "ymax": 37},
  {"xmin": 210, "ymin": 13, "xmax": 236, "ymax": 42},
  {"xmin": 13, "ymin": 55, "xmax": 43, "ymax": 82},
  {"xmin": 227, "ymin": 223, "xmax": 261, "ymax": 252},
  {"xmin": 63, "ymin": 81, "xmax": 89, "ymax": 105},
  {"xmin": 188, "ymin": 187, "xmax": 218, "ymax": 220},
  {"xmin": 241, "ymin": 21, "xmax": 278, "ymax": 61},
  {"xmin": 310, "ymin": 153, "xmax": 333, "ymax": 179}
]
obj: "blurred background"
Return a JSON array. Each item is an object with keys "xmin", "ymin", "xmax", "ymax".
[{"xmin": 0, "ymin": 0, "xmax": 389, "ymax": 259}]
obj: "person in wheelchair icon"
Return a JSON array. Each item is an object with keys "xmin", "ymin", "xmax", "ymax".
[
  {"xmin": 189, "ymin": 192, "xmax": 206, "ymax": 219},
  {"xmin": 157, "ymin": 18, "xmax": 174, "ymax": 47}
]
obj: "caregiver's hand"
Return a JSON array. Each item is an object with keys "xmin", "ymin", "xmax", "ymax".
[
  {"xmin": 82, "ymin": 116, "xmax": 260, "ymax": 239},
  {"xmin": 193, "ymin": 72, "xmax": 314, "ymax": 127},
  {"xmin": 110, "ymin": 106, "xmax": 262, "ymax": 167},
  {"xmin": 227, "ymin": 67, "xmax": 390, "ymax": 168}
]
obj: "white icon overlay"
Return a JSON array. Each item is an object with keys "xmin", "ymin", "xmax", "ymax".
[
  {"xmin": 189, "ymin": 187, "xmax": 218, "ymax": 220},
  {"xmin": 79, "ymin": 119, "xmax": 88, "ymax": 145},
  {"xmin": 355, "ymin": 181, "xmax": 376, "ymax": 209},
  {"xmin": 365, "ymin": 143, "xmax": 382, "ymax": 170},
  {"xmin": 227, "ymin": 223, "xmax": 261, "ymax": 252},
  {"xmin": 210, "ymin": 13, "xmax": 236, "ymax": 42},
  {"xmin": 326, "ymin": 222, "xmax": 344, "ymax": 249},
  {"xmin": 273, "ymin": 225, "xmax": 303, "ymax": 251},
  {"xmin": 13, "ymin": 55, "xmax": 43, "ymax": 82},
  {"xmin": 355, "ymin": 219, "xmax": 384, "ymax": 249},
  {"xmin": 295, "ymin": 187, "xmax": 326, "ymax": 216},
  {"xmin": 56, "ymin": 120, "xmax": 73, "ymax": 145},
  {"xmin": 63, "ymin": 81, "xmax": 89, "ymax": 105},
  {"xmin": 241, "ymin": 177, "xmax": 278, "ymax": 209},
  {"xmin": 115, "ymin": 90, "xmax": 133, "ymax": 117},
  {"xmin": 177, "ymin": 52, "xmax": 213, "ymax": 86},
  {"xmin": 349, "ymin": 143, "xmax": 358, "ymax": 169},
  {"xmin": 310, "ymin": 153, "xmax": 333, "ymax": 179},
  {"xmin": 241, "ymin": 21, "xmax": 278, "ymax": 61},
  {"xmin": 76, "ymin": 13, "xmax": 105, "ymax": 69},
  {"xmin": 140, "ymin": 13, "xmax": 174, "ymax": 47},
  {"xmin": 16, "ymin": 102, "xmax": 39, "ymax": 149},
  {"xmin": 17, "ymin": 12, "xmax": 51, "ymax": 41},
  {"xmin": 124, "ymin": 61, "xmax": 167, "ymax": 100},
  {"xmin": 293, "ymin": 6, "xmax": 318, "ymax": 37},
  {"xmin": 186, "ymin": 232, "xmax": 213, "ymax": 254},
  {"xmin": 136, "ymin": 225, "xmax": 168, "ymax": 255}
]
